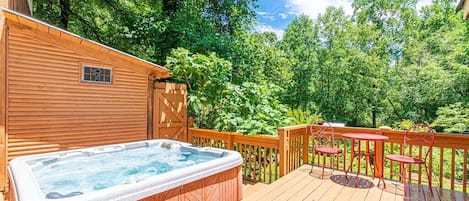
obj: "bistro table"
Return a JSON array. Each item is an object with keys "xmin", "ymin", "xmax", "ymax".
[{"xmin": 342, "ymin": 133, "xmax": 389, "ymax": 188}]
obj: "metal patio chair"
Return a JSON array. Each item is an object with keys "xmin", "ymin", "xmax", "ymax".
[
  {"xmin": 310, "ymin": 120, "xmax": 343, "ymax": 179},
  {"xmin": 385, "ymin": 123, "xmax": 435, "ymax": 196}
]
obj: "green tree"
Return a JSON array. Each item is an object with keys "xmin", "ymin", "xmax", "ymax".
[
  {"xmin": 167, "ymin": 48, "xmax": 288, "ymax": 135},
  {"xmin": 280, "ymin": 15, "xmax": 318, "ymax": 110},
  {"xmin": 432, "ymin": 102, "xmax": 469, "ymax": 133}
]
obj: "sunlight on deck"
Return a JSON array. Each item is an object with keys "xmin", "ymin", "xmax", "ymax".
[{"xmin": 243, "ymin": 165, "xmax": 469, "ymax": 201}]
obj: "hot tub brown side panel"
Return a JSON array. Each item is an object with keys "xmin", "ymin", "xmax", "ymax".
[{"xmin": 140, "ymin": 166, "xmax": 242, "ymax": 201}]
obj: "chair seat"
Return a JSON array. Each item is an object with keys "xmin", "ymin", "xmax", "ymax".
[
  {"xmin": 385, "ymin": 154, "xmax": 425, "ymax": 164},
  {"xmin": 315, "ymin": 147, "xmax": 342, "ymax": 154}
]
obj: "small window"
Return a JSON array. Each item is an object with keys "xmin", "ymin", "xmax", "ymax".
[{"xmin": 82, "ymin": 66, "xmax": 112, "ymax": 84}]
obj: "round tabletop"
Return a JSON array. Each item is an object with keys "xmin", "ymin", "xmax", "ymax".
[{"xmin": 342, "ymin": 133, "xmax": 389, "ymax": 141}]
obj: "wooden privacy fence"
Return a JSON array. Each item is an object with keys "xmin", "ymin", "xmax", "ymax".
[
  {"xmin": 190, "ymin": 125, "xmax": 469, "ymax": 193},
  {"xmin": 153, "ymin": 83, "xmax": 187, "ymax": 142}
]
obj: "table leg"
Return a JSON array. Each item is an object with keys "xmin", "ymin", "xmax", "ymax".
[
  {"xmin": 375, "ymin": 140, "xmax": 386, "ymax": 188},
  {"xmin": 345, "ymin": 139, "xmax": 355, "ymax": 180},
  {"xmin": 355, "ymin": 140, "xmax": 361, "ymax": 187},
  {"xmin": 366, "ymin": 140, "xmax": 376, "ymax": 188},
  {"xmin": 366, "ymin": 140, "xmax": 369, "ymax": 176}
]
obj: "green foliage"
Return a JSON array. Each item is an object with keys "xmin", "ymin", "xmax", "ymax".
[
  {"xmin": 214, "ymin": 83, "xmax": 289, "ymax": 135},
  {"xmin": 166, "ymin": 48, "xmax": 231, "ymax": 127},
  {"xmin": 166, "ymin": 48, "xmax": 231, "ymax": 92},
  {"xmin": 285, "ymin": 109, "xmax": 322, "ymax": 125},
  {"xmin": 167, "ymin": 48, "xmax": 287, "ymax": 135},
  {"xmin": 280, "ymin": 15, "xmax": 317, "ymax": 110},
  {"xmin": 432, "ymin": 102, "xmax": 469, "ymax": 133},
  {"xmin": 228, "ymin": 32, "xmax": 293, "ymax": 87},
  {"xmin": 397, "ymin": 119, "xmax": 414, "ymax": 130}
]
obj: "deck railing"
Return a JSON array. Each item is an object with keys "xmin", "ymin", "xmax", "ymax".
[
  {"xmin": 188, "ymin": 125, "xmax": 469, "ymax": 192},
  {"xmin": 189, "ymin": 128, "xmax": 282, "ymax": 183}
]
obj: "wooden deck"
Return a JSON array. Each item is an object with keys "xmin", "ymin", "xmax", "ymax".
[{"xmin": 243, "ymin": 165, "xmax": 469, "ymax": 201}]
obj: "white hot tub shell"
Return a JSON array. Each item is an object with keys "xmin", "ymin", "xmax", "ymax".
[{"xmin": 8, "ymin": 139, "xmax": 243, "ymax": 201}]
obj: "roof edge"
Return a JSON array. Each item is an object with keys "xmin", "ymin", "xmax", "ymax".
[
  {"xmin": 457, "ymin": 0, "xmax": 466, "ymax": 13},
  {"xmin": 2, "ymin": 8, "xmax": 171, "ymax": 78}
]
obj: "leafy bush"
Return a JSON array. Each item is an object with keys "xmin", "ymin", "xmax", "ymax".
[
  {"xmin": 167, "ymin": 48, "xmax": 288, "ymax": 135},
  {"xmin": 396, "ymin": 119, "xmax": 414, "ymax": 130},
  {"xmin": 285, "ymin": 109, "xmax": 322, "ymax": 125},
  {"xmin": 214, "ymin": 83, "xmax": 289, "ymax": 135}
]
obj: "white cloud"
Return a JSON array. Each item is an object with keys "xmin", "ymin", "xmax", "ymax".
[
  {"xmin": 256, "ymin": 11, "xmax": 270, "ymax": 16},
  {"xmin": 285, "ymin": 0, "xmax": 433, "ymax": 19},
  {"xmin": 263, "ymin": 15, "xmax": 276, "ymax": 20},
  {"xmin": 286, "ymin": 0, "xmax": 353, "ymax": 19},
  {"xmin": 256, "ymin": 11, "xmax": 276, "ymax": 20},
  {"xmin": 278, "ymin": 13, "xmax": 288, "ymax": 19},
  {"xmin": 255, "ymin": 24, "xmax": 285, "ymax": 39}
]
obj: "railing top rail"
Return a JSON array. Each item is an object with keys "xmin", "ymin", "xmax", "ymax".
[
  {"xmin": 309, "ymin": 125, "xmax": 382, "ymax": 136},
  {"xmin": 189, "ymin": 128, "xmax": 243, "ymax": 136},
  {"xmin": 190, "ymin": 125, "xmax": 469, "ymax": 149},
  {"xmin": 189, "ymin": 128, "xmax": 280, "ymax": 148},
  {"xmin": 278, "ymin": 124, "xmax": 309, "ymax": 130}
]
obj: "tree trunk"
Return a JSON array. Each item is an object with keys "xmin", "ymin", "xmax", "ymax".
[
  {"xmin": 59, "ymin": 0, "xmax": 71, "ymax": 29},
  {"xmin": 162, "ymin": 0, "xmax": 179, "ymax": 17}
]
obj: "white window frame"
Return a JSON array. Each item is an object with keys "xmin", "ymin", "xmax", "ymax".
[{"xmin": 81, "ymin": 65, "xmax": 113, "ymax": 84}]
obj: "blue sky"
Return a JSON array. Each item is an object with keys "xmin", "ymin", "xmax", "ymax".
[{"xmin": 254, "ymin": 0, "xmax": 433, "ymax": 39}]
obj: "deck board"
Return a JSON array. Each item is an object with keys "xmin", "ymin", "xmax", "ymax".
[
  {"xmin": 243, "ymin": 180, "xmax": 268, "ymax": 198},
  {"xmin": 243, "ymin": 165, "xmax": 469, "ymax": 201},
  {"xmin": 287, "ymin": 177, "xmax": 324, "ymax": 201}
]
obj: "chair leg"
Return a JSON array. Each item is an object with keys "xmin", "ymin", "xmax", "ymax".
[
  {"xmin": 322, "ymin": 154, "xmax": 326, "ymax": 179},
  {"xmin": 424, "ymin": 163, "xmax": 433, "ymax": 194},
  {"xmin": 402, "ymin": 164, "xmax": 407, "ymax": 197},
  {"xmin": 310, "ymin": 151, "xmax": 315, "ymax": 174}
]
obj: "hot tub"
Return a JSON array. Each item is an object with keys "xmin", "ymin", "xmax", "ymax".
[{"xmin": 8, "ymin": 140, "xmax": 243, "ymax": 201}]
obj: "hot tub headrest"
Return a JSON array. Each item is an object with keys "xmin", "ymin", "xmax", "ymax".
[
  {"xmin": 161, "ymin": 142, "xmax": 172, "ymax": 149},
  {"xmin": 45, "ymin": 191, "xmax": 83, "ymax": 199}
]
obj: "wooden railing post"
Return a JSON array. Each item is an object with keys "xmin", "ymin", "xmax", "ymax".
[
  {"xmin": 226, "ymin": 133, "xmax": 233, "ymax": 150},
  {"xmin": 374, "ymin": 129, "xmax": 385, "ymax": 178},
  {"xmin": 187, "ymin": 127, "xmax": 193, "ymax": 144},
  {"xmin": 186, "ymin": 118, "xmax": 194, "ymax": 143},
  {"xmin": 279, "ymin": 128, "xmax": 289, "ymax": 177},
  {"xmin": 303, "ymin": 126, "xmax": 309, "ymax": 165}
]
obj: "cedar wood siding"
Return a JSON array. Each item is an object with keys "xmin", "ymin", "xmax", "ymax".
[
  {"xmin": 0, "ymin": 0, "xmax": 7, "ymax": 191},
  {"xmin": 6, "ymin": 27, "xmax": 149, "ymax": 159}
]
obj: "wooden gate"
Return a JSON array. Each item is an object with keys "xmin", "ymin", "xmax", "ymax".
[{"xmin": 153, "ymin": 82, "xmax": 188, "ymax": 142}]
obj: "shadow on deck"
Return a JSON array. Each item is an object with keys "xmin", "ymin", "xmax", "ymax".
[{"xmin": 242, "ymin": 165, "xmax": 469, "ymax": 201}]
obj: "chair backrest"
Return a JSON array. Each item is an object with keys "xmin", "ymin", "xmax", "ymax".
[
  {"xmin": 403, "ymin": 123, "xmax": 436, "ymax": 161},
  {"xmin": 310, "ymin": 120, "xmax": 335, "ymax": 148}
]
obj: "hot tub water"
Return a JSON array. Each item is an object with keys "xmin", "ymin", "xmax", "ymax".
[{"xmin": 35, "ymin": 145, "xmax": 216, "ymax": 196}]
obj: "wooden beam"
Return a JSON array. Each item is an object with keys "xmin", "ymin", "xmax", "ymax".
[
  {"xmin": 458, "ymin": 0, "xmax": 469, "ymax": 20},
  {"xmin": 302, "ymin": 126, "xmax": 309, "ymax": 165},
  {"xmin": 278, "ymin": 128, "xmax": 289, "ymax": 177},
  {"xmin": 0, "ymin": 2, "xmax": 8, "ymax": 195},
  {"xmin": 147, "ymin": 76, "xmax": 154, "ymax": 140},
  {"xmin": 0, "ymin": 18, "xmax": 7, "ymax": 192}
]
